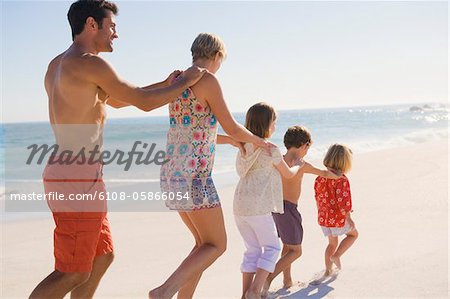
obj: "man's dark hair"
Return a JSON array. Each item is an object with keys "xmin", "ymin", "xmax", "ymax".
[
  {"xmin": 283, "ymin": 126, "xmax": 312, "ymax": 149},
  {"xmin": 67, "ymin": 0, "xmax": 118, "ymax": 41}
]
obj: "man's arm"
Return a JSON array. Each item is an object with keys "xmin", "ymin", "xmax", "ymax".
[
  {"xmin": 106, "ymin": 97, "xmax": 130, "ymax": 108},
  {"xmin": 106, "ymin": 71, "xmax": 182, "ymax": 109},
  {"xmin": 86, "ymin": 56, "xmax": 204, "ymax": 112}
]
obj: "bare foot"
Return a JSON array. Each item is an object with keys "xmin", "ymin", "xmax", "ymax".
[
  {"xmin": 310, "ymin": 270, "xmax": 334, "ymax": 285},
  {"xmin": 282, "ymin": 279, "xmax": 293, "ymax": 289},
  {"xmin": 330, "ymin": 255, "xmax": 342, "ymax": 270}
]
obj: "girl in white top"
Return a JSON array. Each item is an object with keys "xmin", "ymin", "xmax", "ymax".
[{"xmin": 234, "ymin": 102, "xmax": 302, "ymax": 299}]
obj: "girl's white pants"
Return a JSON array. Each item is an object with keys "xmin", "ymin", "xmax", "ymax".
[{"xmin": 234, "ymin": 214, "xmax": 281, "ymax": 273}]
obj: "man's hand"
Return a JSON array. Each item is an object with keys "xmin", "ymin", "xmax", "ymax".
[
  {"xmin": 182, "ymin": 66, "xmax": 207, "ymax": 86},
  {"xmin": 164, "ymin": 70, "xmax": 182, "ymax": 86}
]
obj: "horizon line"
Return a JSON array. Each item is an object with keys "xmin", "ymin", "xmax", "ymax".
[{"xmin": 1, "ymin": 100, "xmax": 447, "ymax": 125}]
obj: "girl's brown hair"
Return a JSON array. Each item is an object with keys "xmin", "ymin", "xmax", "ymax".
[
  {"xmin": 323, "ymin": 144, "xmax": 353, "ymax": 174},
  {"xmin": 244, "ymin": 102, "xmax": 277, "ymax": 139}
]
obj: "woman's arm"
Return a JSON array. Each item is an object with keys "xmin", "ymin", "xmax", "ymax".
[{"xmin": 198, "ymin": 73, "xmax": 268, "ymax": 150}]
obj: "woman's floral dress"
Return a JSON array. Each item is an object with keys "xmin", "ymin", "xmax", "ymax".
[{"xmin": 160, "ymin": 88, "xmax": 220, "ymax": 211}]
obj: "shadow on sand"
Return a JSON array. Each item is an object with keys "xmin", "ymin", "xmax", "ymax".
[{"xmin": 267, "ymin": 274, "xmax": 337, "ymax": 299}]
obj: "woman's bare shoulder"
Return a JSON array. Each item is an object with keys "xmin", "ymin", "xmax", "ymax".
[
  {"xmin": 194, "ymin": 71, "xmax": 220, "ymax": 89},
  {"xmin": 190, "ymin": 71, "xmax": 222, "ymax": 103}
]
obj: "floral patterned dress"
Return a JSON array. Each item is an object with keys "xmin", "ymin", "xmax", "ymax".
[
  {"xmin": 160, "ymin": 88, "xmax": 220, "ymax": 211},
  {"xmin": 314, "ymin": 174, "xmax": 352, "ymax": 227}
]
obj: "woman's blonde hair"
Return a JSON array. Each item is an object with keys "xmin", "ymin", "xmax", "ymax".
[
  {"xmin": 191, "ymin": 33, "xmax": 227, "ymax": 62},
  {"xmin": 323, "ymin": 144, "xmax": 353, "ymax": 174},
  {"xmin": 245, "ymin": 102, "xmax": 277, "ymax": 139}
]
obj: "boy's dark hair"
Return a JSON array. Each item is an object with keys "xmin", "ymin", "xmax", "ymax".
[
  {"xmin": 68, "ymin": 0, "xmax": 118, "ymax": 41},
  {"xmin": 284, "ymin": 126, "xmax": 312, "ymax": 149},
  {"xmin": 245, "ymin": 102, "xmax": 277, "ymax": 139}
]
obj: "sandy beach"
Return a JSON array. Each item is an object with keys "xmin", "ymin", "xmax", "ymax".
[{"xmin": 1, "ymin": 140, "xmax": 448, "ymax": 298}]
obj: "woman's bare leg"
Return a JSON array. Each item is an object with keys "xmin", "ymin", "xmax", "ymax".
[
  {"xmin": 265, "ymin": 244, "xmax": 301, "ymax": 293},
  {"xmin": 149, "ymin": 207, "xmax": 227, "ymax": 299},
  {"xmin": 177, "ymin": 212, "xmax": 203, "ymax": 299}
]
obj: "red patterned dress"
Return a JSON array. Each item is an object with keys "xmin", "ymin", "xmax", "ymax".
[{"xmin": 314, "ymin": 175, "xmax": 352, "ymax": 228}]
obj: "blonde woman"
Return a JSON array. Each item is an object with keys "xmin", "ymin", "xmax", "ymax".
[{"xmin": 149, "ymin": 33, "xmax": 270, "ymax": 299}]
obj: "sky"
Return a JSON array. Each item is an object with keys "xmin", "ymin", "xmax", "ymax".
[{"xmin": 1, "ymin": 1, "xmax": 448, "ymax": 123}]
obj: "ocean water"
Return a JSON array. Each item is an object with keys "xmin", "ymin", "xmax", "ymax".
[
  {"xmin": 0, "ymin": 102, "xmax": 448, "ymax": 218},
  {"xmin": 0, "ymin": 103, "xmax": 448, "ymax": 184},
  {"xmin": 0, "ymin": 104, "xmax": 449, "ymax": 211}
]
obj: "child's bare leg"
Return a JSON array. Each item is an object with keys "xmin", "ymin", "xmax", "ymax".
[
  {"xmin": 281, "ymin": 245, "xmax": 294, "ymax": 288},
  {"xmin": 148, "ymin": 207, "xmax": 227, "ymax": 299},
  {"xmin": 325, "ymin": 236, "xmax": 338, "ymax": 275},
  {"xmin": 263, "ymin": 245, "xmax": 286, "ymax": 295},
  {"xmin": 282, "ymin": 245, "xmax": 301, "ymax": 288},
  {"xmin": 246, "ymin": 268, "xmax": 270, "ymax": 299},
  {"xmin": 242, "ymin": 272, "xmax": 254, "ymax": 299},
  {"xmin": 265, "ymin": 244, "xmax": 301, "ymax": 292},
  {"xmin": 177, "ymin": 212, "xmax": 203, "ymax": 299},
  {"xmin": 279, "ymin": 245, "xmax": 290, "ymax": 285},
  {"xmin": 283, "ymin": 265, "xmax": 293, "ymax": 288},
  {"xmin": 331, "ymin": 229, "xmax": 358, "ymax": 270}
]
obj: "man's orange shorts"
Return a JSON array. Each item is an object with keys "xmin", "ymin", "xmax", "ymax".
[{"xmin": 43, "ymin": 160, "xmax": 114, "ymax": 273}]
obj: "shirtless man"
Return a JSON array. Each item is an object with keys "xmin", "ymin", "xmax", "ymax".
[
  {"xmin": 263, "ymin": 126, "xmax": 339, "ymax": 295},
  {"xmin": 29, "ymin": 1, "xmax": 204, "ymax": 298}
]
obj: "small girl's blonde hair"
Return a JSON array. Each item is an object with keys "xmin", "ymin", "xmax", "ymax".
[{"xmin": 323, "ymin": 144, "xmax": 353, "ymax": 174}]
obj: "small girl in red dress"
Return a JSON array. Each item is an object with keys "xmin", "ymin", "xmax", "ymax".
[{"xmin": 314, "ymin": 144, "xmax": 359, "ymax": 276}]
